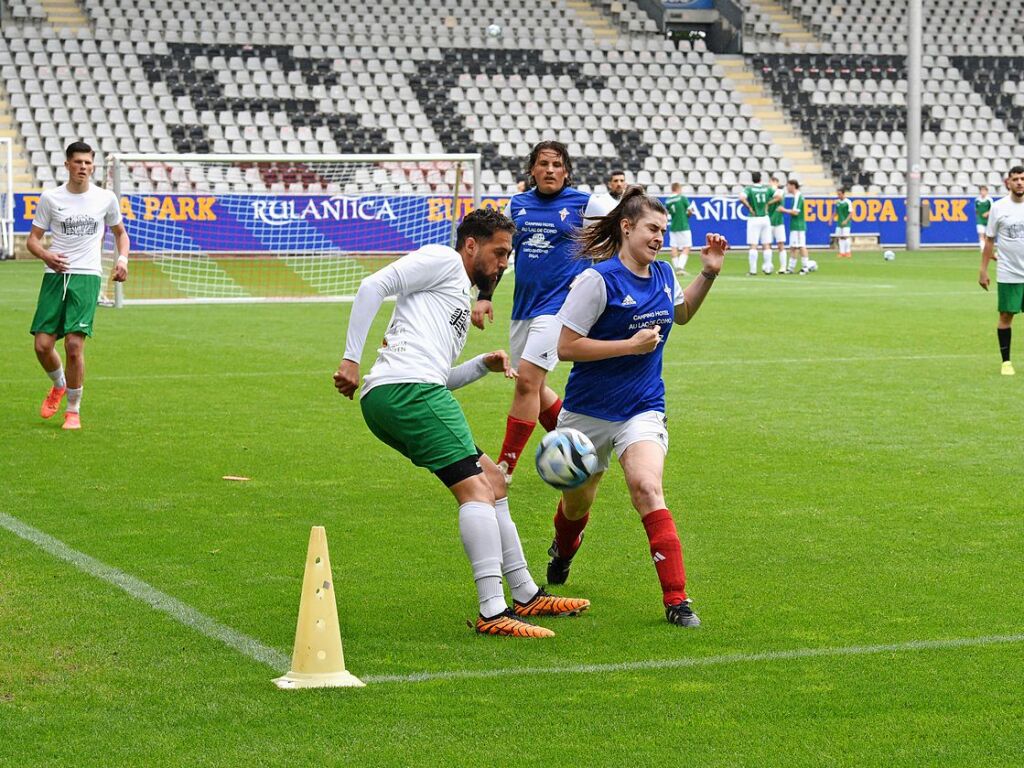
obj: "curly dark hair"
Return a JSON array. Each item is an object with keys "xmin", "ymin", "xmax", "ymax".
[
  {"xmin": 455, "ymin": 207, "xmax": 516, "ymax": 250},
  {"xmin": 526, "ymin": 140, "xmax": 573, "ymax": 188}
]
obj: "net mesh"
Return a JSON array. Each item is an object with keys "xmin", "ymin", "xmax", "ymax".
[
  {"xmin": 102, "ymin": 155, "xmax": 479, "ymax": 303},
  {"xmin": 0, "ymin": 138, "xmax": 13, "ymax": 259}
]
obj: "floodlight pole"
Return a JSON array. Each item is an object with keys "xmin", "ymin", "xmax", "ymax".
[{"xmin": 906, "ymin": 0, "xmax": 923, "ymax": 251}]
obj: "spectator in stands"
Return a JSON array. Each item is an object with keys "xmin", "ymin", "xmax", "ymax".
[
  {"xmin": 833, "ymin": 187, "xmax": 852, "ymax": 259},
  {"xmin": 979, "ymin": 165, "xmax": 1024, "ymax": 377},
  {"xmin": 26, "ymin": 141, "xmax": 130, "ymax": 431},
  {"xmin": 471, "ymin": 140, "xmax": 612, "ymax": 482},
  {"xmin": 606, "ymin": 170, "xmax": 626, "ymax": 201},
  {"xmin": 975, "ymin": 185, "xmax": 993, "ymax": 253}
]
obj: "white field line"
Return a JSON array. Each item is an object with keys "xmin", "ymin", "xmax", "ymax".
[
  {"xmin": 2, "ymin": 512, "xmax": 1021, "ymax": 685},
  {"xmin": 0, "ymin": 512, "xmax": 290, "ymax": 671},
  {"xmin": 0, "ymin": 353, "xmax": 991, "ymax": 386}
]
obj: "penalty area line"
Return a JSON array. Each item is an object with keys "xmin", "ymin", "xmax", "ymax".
[{"xmin": 0, "ymin": 512, "xmax": 290, "ymax": 672}]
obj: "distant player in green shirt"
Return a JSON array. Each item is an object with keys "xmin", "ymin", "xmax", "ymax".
[
  {"xmin": 740, "ymin": 171, "xmax": 783, "ymax": 275},
  {"xmin": 665, "ymin": 182, "xmax": 697, "ymax": 274},
  {"xmin": 975, "ymin": 185, "xmax": 992, "ymax": 253},
  {"xmin": 767, "ymin": 176, "xmax": 790, "ymax": 273},
  {"xmin": 832, "ymin": 188, "xmax": 853, "ymax": 258},
  {"xmin": 781, "ymin": 179, "xmax": 813, "ymax": 274}
]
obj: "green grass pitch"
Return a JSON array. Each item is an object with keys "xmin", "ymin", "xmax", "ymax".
[{"xmin": 1, "ymin": 250, "xmax": 1022, "ymax": 766}]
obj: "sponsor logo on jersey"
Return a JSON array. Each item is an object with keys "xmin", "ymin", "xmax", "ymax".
[
  {"xmin": 523, "ymin": 232, "xmax": 552, "ymax": 252},
  {"xmin": 60, "ymin": 215, "xmax": 99, "ymax": 237},
  {"xmin": 622, "ymin": 294, "xmax": 636, "ymax": 307}
]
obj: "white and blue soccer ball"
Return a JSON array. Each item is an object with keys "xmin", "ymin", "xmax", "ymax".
[
  {"xmin": 535, "ymin": 428, "xmax": 598, "ymax": 490},
  {"xmin": 883, "ymin": 249, "xmax": 896, "ymax": 261},
  {"xmin": 486, "ymin": 23, "xmax": 502, "ymax": 37},
  {"xmin": 806, "ymin": 259, "xmax": 818, "ymax": 272}
]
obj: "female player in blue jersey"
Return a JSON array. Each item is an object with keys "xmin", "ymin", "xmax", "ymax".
[
  {"xmin": 472, "ymin": 141, "xmax": 613, "ymax": 482},
  {"xmin": 545, "ymin": 186, "xmax": 727, "ymax": 627}
]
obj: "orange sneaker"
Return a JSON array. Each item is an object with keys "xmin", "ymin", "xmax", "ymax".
[
  {"xmin": 513, "ymin": 588, "xmax": 590, "ymax": 618},
  {"xmin": 40, "ymin": 386, "xmax": 66, "ymax": 419},
  {"xmin": 472, "ymin": 609, "xmax": 555, "ymax": 638},
  {"xmin": 62, "ymin": 412, "xmax": 81, "ymax": 430}
]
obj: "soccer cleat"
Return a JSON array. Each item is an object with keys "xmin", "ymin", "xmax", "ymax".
[
  {"xmin": 40, "ymin": 386, "xmax": 66, "ymax": 419},
  {"xmin": 1001, "ymin": 361, "xmax": 1015, "ymax": 376},
  {"xmin": 472, "ymin": 608, "xmax": 554, "ymax": 638},
  {"xmin": 747, "ymin": 271, "xmax": 757, "ymax": 276},
  {"xmin": 665, "ymin": 598, "xmax": 701, "ymax": 628},
  {"xmin": 513, "ymin": 588, "xmax": 590, "ymax": 617},
  {"xmin": 62, "ymin": 412, "xmax": 81, "ymax": 430},
  {"xmin": 546, "ymin": 534, "xmax": 582, "ymax": 586},
  {"xmin": 496, "ymin": 459, "xmax": 513, "ymax": 485}
]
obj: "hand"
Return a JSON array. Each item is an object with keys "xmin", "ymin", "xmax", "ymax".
[
  {"xmin": 112, "ymin": 260, "xmax": 128, "ymax": 282},
  {"xmin": 630, "ymin": 325, "xmax": 662, "ymax": 355},
  {"xmin": 42, "ymin": 251, "xmax": 69, "ymax": 272},
  {"xmin": 333, "ymin": 360, "xmax": 360, "ymax": 399},
  {"xmin": 483, "ymin": 350, "xmax": 517, "ymax": 379},
  {"xmin": 471, "ymin": 299, "xmax": 493, "ymax": 330},
  {"xmin": 979, "ymin": 270, "xmax": 990, "ymax": 291},
  {"xmin": 700, "ymin": 233, "xmax": 728, "ymax": 275}
]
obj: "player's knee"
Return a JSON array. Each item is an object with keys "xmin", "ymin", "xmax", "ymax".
[
  {"xmin": 628, "ymin": 475, "xmax": 664, "ymax": 511},
  {"xmin": 514, "ymin": 365, "xmax": 544, "ymax": 396},
  {"xmin": 481, "ymin": 458, "xmax": 507, "ymax": 498},
  {"xmin": 64, "ymin": 336, "xmax": 85, "ymax": 359},
  {"xmin": 34, "ymin": 335, "xmax": 54, "ymax": 356}
]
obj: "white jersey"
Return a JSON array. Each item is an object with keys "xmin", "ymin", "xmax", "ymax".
[
  {"xmin": 344, "ymin": 244, "xmax": 472, "ymax": 396},
  {"xmin": 985, "ymin": 196, "xmax": 1024, "ymax": 283},
  {"xmin": 32, "ymin": 183, "xmax": 122, "ymax": 276}
]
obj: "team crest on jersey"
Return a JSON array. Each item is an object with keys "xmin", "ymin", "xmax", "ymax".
[
  {"xmin": 664, "ymin": 285, "xmax": 673, "ymax": 300},
  {"xmin": 559, "ymin": 207, "xmax": 569, "ymax": 221}
]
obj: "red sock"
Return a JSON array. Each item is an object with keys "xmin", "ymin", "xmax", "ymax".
[
  {"xmin": 553, "ymin": 501, "xmax": 588, "ymax": 558},
  {"xmin": 498, "ymin": 416, "xmax": 536, "ymax": 473},
  {"xmin": 642, "ymin": 508, "xmax": 687, "ymax": 605},
  {"xmin": 538, "ymin": 397, "xmax": 562, "ymax": 432}
]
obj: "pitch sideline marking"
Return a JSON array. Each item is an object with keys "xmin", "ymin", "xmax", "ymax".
[{"xmin": 0, "ymin": 511, "xmax": 291, "ymax": 671}]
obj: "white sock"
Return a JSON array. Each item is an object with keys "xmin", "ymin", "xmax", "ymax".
[
  {"xmin": 458, "ymin": 502, "xmax": 506, "ymax": 618},
  {"xmin": 679, "ymin": 252, "xmax": 688, "ymax": 272},
  {"xmin": 494, "ymin": 497, "xmax": 540, "ymax": 604},
  {"xmin": 779, "ymin": 249, "xmax": 788, "ymax": 270},
  {"xmin": 671, "ymin": 254, "xmax": 680, "ymax": 270},
  {"xmin": 763, "ymin": 250, "xmax": 773, "ymax": 269},
  {"xmin": 789, "ymin": 256, "xmax": 797, "ymax": 271},
  {"xmin": 748, "ymin": 249, "xmax": 758, "ymax": 273},
  {"xmin": 47, "ymin": 366, "xmax": 66, "ymax": 390},
  {"xmin": 801, "ymin": 255, "xmax": 810, "ymax": 268},
  {"xmin": 842, "ymin": 238, "xmax": 850, "ymax": 254},
  {"xmin": 66, "ymin": 387, "xmax": 83, "ymax": 414}
]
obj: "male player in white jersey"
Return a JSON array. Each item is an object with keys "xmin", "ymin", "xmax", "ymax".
[
  {"xmin": 27, "ymin": 141, "xmax": 129, "ymax": 430},
  {"xmin": 472, "ymin": 141, "xmax": 612, "ymax": 482},
  {"xmin": 979, "ymin": 165, "xmax": 1024, "ymax": 376},
  {"xmin": 335, "ymin": 208, "xmax": 589, "ymax": 636}
]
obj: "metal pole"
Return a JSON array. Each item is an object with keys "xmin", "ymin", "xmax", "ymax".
[
  {"xmin": 3, "ymin": 138, "xmax": 11, "ymax": 259},
  {"xmin": 111, "ymin": 156, "xmax": 124, "ymax": 308},
  {"xmin": 906, "ymin": 0, "xmax": 922, "ymax": 251},
  {"xmin": 449, "ymin": 161, "xmax": 463, "ymax": 248}
]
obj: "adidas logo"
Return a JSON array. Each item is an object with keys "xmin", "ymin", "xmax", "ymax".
[
  {"xmin": 622, "ymin": 294, "xmax": 636, "ymax": 307},
  {"xmin": 517, "ymin": 208, "xmax": 527, "ymax": 217},
  {"xmin": 652, "ymin": 552, "xmax": 666, "ymax": 563}
]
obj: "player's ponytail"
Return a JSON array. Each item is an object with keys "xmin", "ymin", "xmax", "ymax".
[{"xmin": 576, "ymin": 185, "xmax": 668, "ymax": 262}]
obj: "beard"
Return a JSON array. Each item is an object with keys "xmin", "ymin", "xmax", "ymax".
[{"xmin": 472, "ymin": 265, "xmax": 501, "ymax": 294}]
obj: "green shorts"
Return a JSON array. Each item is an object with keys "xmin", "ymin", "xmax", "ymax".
[
  {"xmin": 997, "ymin": 282, "xmax": 1024, "ymax": 314},
  {"xmin": 360, "ymin": 383, "xmax": 479, "ymax": 475},
  {"xmin": 30, "ymin": 273, "xmax": 102, "ymax": 338}
]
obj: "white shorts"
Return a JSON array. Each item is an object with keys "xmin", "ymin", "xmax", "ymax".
[
  {"xmin": 772, "ymin": 224, "xmax": 786, "ymax": 244},
  {"xmin": 788, "ymin": 230, "xmax": 806, "ymax": 248},
  {"xmin": 836, "ymin": 226, "xmax": 851, "ymax": 237},
  {"xmin": 509, "ymin": 314, "xmax": 560, "ymax": 372},
  {"xmin": 669, "ymin": 230, "xmax": 692, "ymax": 250},
  {"xmin": 557, "ymin": 409, "xmax": 668, "ymax": 474},
  {"xmin": 746, "ymin": 216, "xmax": 772, "ymax": 246},
  {"xmin": 977, "ymin": 224, "xmax": 986, "ymax": 235}
]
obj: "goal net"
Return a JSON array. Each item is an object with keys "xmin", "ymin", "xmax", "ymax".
[
  {"xmin": 0, "ymin": 138, "xmax": 12, "ymax": 259},
  {"xmin": 101, "ymin": 153, "xmax": 482, "ymax": 305}
]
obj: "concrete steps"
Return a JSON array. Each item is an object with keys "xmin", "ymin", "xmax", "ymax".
[
  {"xmin": 566, "ymin": 0, "xmax": 619, "ymax": 43},
  {"xmin": 39, "ymin": 0, "xmax": 90, "ymax": 28},
  {"xmin": 755, "ymin": 0, "xmax": 817, "ymax": 44},
  {"xmin": 0, "ymin": 91, "xmax": 37, "ymax": 191}
]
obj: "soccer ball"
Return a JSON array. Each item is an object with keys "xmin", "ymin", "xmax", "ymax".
[
  {"xmin": 883, "ymin": 250, "xmax": 896, "ymax": 261},
  {"xmin": 486, "ymin": 23, "xmax": 501, "ymax": 37},
  {"xmin": 806, "ymin": 259, "xmax": 818, "ymax": 272},
  {"xmin": 535, "ymin": 428, "xmax": 598, "ymax": 490}
]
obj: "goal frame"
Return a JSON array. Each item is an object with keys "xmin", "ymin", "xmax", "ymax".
[
  {"xmin": 104, "ymin": 153, "xmax": 483, "ymax": 307},
  {"xmin": 0, "ymin": 138, "xmax": 13, "ymax": 259}
]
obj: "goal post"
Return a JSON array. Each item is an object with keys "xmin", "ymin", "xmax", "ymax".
[
  {"xmin": 0, "ymin": 138, "xmax": 13, "ymax": 260},
  {"xmin": 102, "ymin": 153, "xmax": 483, "ymax": 305}
]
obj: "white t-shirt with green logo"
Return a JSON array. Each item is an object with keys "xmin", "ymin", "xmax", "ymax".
[
  {"xmin": 986, "ymin": 196, "xmax": 1024, "ymax": 283},
  {"xmin": 32, "ymin": 183, "xmax": 121, "ymax": 276},
  {"xmin": 344, "ymin": 244, "xmax": 474, "ymax": 396}
]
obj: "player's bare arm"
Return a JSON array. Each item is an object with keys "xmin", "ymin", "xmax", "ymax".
[
  {"xmin": 557, "ymin": 325, "xmax": 662, "ymax": 362},
  {"xmin": 26, "ymin": 225, "xmax": 68, "ymax": 272},
  {"xmin": 111, "ymin": 223, "xmax": 130, "ymax": 282},
  {"xmin": 676, "ymin": 233, "xmax": 728, "ymax": 324},
  {"xmin": 979, "ymin": 235, "xmax": 996, "ymax": 290}
]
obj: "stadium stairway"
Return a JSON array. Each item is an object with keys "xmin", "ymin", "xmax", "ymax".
[
  {"xmin": 751, "ymin": 0, "xmax": 816, "ymax": 46},
  {"xmin": 717, "ymin": 55, "xmax": 833, "ymax": 194},
  {"xmin": 565, "ymin": 0, "xmax": 619, "ymax": 43},
  {"xmin": 0, "ymin": 86, "xmax": 35, "ymax": 190},
  {"xmin": 38, "ymin": 0, "xmax": 90, "ymax": 28}
]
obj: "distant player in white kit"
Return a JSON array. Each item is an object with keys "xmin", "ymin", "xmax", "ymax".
[
  {"xmin": 979, "ymin": 165, "xmax": 1024, "ymax": 376},
  {"xmin": 335, "ymin": 208, "xmax": 589, "ymax": 636},
  {"xmin": 975, "ymin": 185, "xmax": 992, "ymax": 253},
  {"xmin": 740, "ymin": 171, "xmax": 782, "ymax": 275},
  {"xmin": 27, "ymin": 141, "xmax": 129, "ymax": 430}
]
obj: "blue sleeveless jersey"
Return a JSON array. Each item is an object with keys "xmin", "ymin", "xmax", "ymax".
[
  {"xmin": 508, "ymin": 186, "xmax": 592, "ymax": 320},
  {"xmin": 563, "ymin": 257, "xmax": 677, "ymax": 422}
]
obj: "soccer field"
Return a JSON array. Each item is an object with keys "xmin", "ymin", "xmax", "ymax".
[{"xmin": 1, "ymin": 250, "xmax": 1022, "ymax": 766}]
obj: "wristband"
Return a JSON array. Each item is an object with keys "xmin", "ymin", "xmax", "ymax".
[
  {"xmin": 700, "ymin": 270, "xmax": 717, "ymax": 281},
  {"xmin": 477, "ymin": 291, "xmax": 493, "ymax": 302},
  {"xmin": 116, "ymin": 255, "xmax": 129, "ymax": 265}
]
